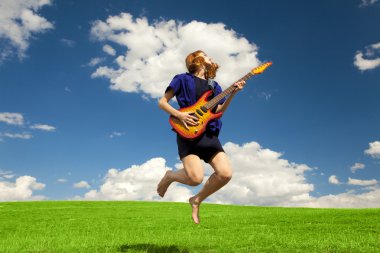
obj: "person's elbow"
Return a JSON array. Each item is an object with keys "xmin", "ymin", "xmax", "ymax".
[{"xmin": 158, "ymin": 97, "xmax": 166, "ymax": 109}]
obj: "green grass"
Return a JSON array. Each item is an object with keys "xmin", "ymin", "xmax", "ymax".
[{"xmin": 0, "ymin": 201, "xmax": 379, "ymax": 252}]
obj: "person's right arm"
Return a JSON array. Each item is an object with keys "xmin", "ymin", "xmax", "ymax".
[{"xmin": 158, "ymin": 89, "xmax": 199, "ymax": 130}]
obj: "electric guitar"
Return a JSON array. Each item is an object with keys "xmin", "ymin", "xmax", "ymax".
[{"xmin": 169, "ymin": 62, "xmax": 272, "ymax": 140}]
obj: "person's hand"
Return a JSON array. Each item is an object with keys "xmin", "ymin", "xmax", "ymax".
[
  {"xmin": 233, "ymin": 80, "xmax": 246, "ymax": 93},
  {"xmin": 176, "ymin": 111, "xmax": 199, "ymax": 130}
]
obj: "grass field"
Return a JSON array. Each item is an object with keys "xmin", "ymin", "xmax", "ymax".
[{"xmin": 0, "ymin": 201, "xmax": 379, "ymax": 252}]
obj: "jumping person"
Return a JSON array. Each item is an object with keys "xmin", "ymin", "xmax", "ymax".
[{"xmin": 157, "ymin": 50, "xmax": 245, "ymax": 224}]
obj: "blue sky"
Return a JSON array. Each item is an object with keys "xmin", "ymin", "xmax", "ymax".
[{"xmin": 0, "ymin": 0, "xmax": 379, "ymax": 207}]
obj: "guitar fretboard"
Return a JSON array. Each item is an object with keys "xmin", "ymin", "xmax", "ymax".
[{"xmin": 205, "ymin": 71, "xmax": 255, "ymax": 110}]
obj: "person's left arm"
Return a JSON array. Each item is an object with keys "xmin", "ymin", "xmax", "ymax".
[{"xmin": 214, "ymin": 80, "xmax": 246, "ymax": 114}]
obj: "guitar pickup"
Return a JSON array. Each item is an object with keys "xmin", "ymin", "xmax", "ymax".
[
  {"xmin": 190, "ymin": 113, "xmax": 199, "ymax": 121},
  {"xmin": 196, "ymin": 109, "xmax": 203, "ymax": 116}
]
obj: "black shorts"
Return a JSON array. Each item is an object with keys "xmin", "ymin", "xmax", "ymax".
[{"xmin": 176, "ymin": 131, "xmax": 225, "ymax": 163}]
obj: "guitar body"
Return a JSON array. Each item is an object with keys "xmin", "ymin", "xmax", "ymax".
[{"xmin": 169, "ymin": 90, "xmax": 223, "ymax": 140}]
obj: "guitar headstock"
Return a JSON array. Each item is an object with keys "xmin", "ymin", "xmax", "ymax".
[{"xmin": 251, "ymin": 62, "xmax": 273, "ymax": 75}]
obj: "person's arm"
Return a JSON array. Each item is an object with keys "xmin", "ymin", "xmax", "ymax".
[
  {"xmin": 214, "ymin": 80, "xmax": 246, "ymax": 114},
  {"xmin": 158, "ymin": 89, "xmax": 199, "ymax": 130}
]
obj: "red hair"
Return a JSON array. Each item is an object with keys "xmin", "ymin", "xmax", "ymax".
[{"xmin": 185, "ymin": 50, "xmax": 219, "ymax": 79}]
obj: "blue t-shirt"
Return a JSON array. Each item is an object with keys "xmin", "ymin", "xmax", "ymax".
[{"xmin": 165, "ymin": 73, "xmax": 226, "ymax": 135}]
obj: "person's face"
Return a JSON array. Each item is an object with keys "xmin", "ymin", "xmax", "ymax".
[{"xmin": 200, "ymin": 52, "xmax": 212, "ymax": 65}]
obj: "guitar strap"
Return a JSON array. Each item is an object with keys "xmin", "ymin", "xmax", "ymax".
[{"xmin": 207, "ymin": 78, "xmax": 216, "ymax": 92}]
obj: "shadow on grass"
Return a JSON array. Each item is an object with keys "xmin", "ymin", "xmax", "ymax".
[{"xmin": 119, "ymin": 243, "xmax": 189, "ymax": 253}]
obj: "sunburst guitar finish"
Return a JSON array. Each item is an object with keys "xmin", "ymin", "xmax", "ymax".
[{"xmin": 169, "ymin": 62, "xmax": 272, "ymax": 140}]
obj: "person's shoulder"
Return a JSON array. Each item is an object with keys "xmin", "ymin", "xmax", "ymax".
[
  {"xmin": 174, "ymin": 72, "xmax": 193, "ymax": 78},
  {"xmin": 171, "ymin": 73, "xmax": 194, "ymax": 82}
]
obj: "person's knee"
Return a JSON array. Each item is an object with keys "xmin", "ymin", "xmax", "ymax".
[
  {"xmin": 217, "ymin": 170, "xmax": 232, "ymax": 182},
  {"xmin": 188, "ymin": 173, "xmax": 204, "ymax": 186}
]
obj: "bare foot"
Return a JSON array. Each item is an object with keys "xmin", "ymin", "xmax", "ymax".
[
  {"xmin": 189, "ymin": 196, "xmax": 200, "ymax": 224},
  {"xmin": 157, "ymin": 170, "xmax": 173, "ymax": 197}
]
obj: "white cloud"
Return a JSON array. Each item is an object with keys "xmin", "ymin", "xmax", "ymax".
[
  {"xmin": 109, "ymin": 131, "xmax": 125, "ymax": 138},
  {"xmin": 88, "ymin": 57, "xmax": 105, "ymax": 67},
  {"xmin": 305, "ymin": 187, "xmax": 380, "ymax": 208},
  {"xmin": 350, "ymin": 163, "xmax": 365, "ymax": 173},
  {"xmin": 0, "ymin": 175, "xmax": 45, "ymax": 201},
  {"xmin": 348, "ymin": 177, "xmax": 378, "ymax": 186},
  {"xmin": 57, "ymin": 178, "xmax": 67, "ymax": 183},
  {"xmin": 0, "ymin": 169, "xmax": 15, "ymax": 179},
  {"xmin": 0, "ymin": 112, "xmax": 24, "ymax": 125},
  {"xmin": 0, "ymin": 132, "xmax": 32, "ymax": 139},
  {"xmin": 365, "ymin": 141, "xmax": 380, "ymax": 158},
  {"xmin": 328, "ymin": 175, "xmax": 341, "ymax": 185},
  {"xmin": 207, "ymin": 142, "xmax": 315, "ymax": 206},
  {"xmin": 360, "ymin": 0, "xmax": 379, "ymax": 7},
  {"xmin": 373, "ymin": 43, "xmax": 380, "ymax": 50},
  {"xmin": 90, "ymin": 13, "xmax": 260, "ymax": 98},
  {"xmin": 354, "ymin": 43, "xmax": 380, "ymax": 71},
  {"xmin": 0, "ymin": 0, "xmax": 54, "ymax": 62},
  {"xmin": 103, "ymin": 44, "xmax": 116, "ymax": 56},
  {"xmin": 78, "ymin": 141, "xmax": 380, "ymax": 208},
  {"xmin": 0, "ymin": 113, "xmax": 54, "ymax": 140},
  {"xmin": 82, "ymin": 142, "xmax": 312, "ymax": 206},
  {"xmin": 30, "ymin": 124, "xmax": 56, "ymax": 131},
  {"xmin": 258, "ymin": 92, "xmax": 272, "ymax": 101},
  {"xmin": 83, "ymin": 157, "xmax": 192, "ymax": 202},
  {"xmin": 73, "ymin": 181, "xmax": 91, "ymax": 189},
  {"xmin": 60, "ymin": 38, "xmax": 75, "ymax": 47}
]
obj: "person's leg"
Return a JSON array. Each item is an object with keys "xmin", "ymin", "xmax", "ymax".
[
  {"xmin": 189, "ymin": 151, "xmax": 232, "ymax": 224},
  {"xmin": 157, "ymin": 154, "xmax": 204, "ymax": 197}
]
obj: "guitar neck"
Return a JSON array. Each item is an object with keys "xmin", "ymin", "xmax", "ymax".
[{"xmin": 205, "ymin": 71, "xmax": 255, "ymax": 110}]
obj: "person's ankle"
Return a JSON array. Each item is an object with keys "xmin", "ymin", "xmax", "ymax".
[{"xmin": 190, "ymin": 196, "xmax": 201, "ymax": 205}]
